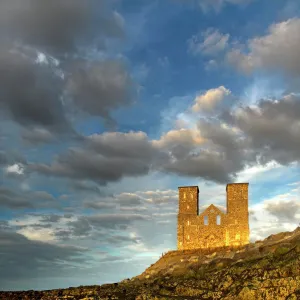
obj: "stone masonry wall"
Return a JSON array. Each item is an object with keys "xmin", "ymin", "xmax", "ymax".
[{"xmin": 177, "ymin": 183, "xmax": 249, "ymax": 250}]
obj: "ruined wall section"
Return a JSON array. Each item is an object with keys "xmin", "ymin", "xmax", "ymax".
[
  {"xmin": 181, "ymin": 205, "xmax": 228, "ymax": 250},
  {"xmin": 177, "ymin": 186, "xmax": 198, "ymax": 250},
  {"xmin": 177, "ymin": 183, "xmax": 250, "ymax": 250},
  {"xmin": 226, "ymin": 183, "xmax": 249, "ymax": 246}
]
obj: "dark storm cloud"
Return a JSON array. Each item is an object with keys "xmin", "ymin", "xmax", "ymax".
[
  {"xmin": 63, "ymin": 214, "xmax": 151, "ymax": 236},
  {"xmin": 0, "ymin": 187, "xmax": 59, "ymax": 210},
  {"xmin": 0, "ymin": 187, "xmax": 35, "ymax": 209},
  {"xmin": 0, "ymin": 0, "xmax": 128, "ymax": 144},
  {"xmin": 30, "ymin": 148, "xmax": 150, "ymax": 183},
  {"xmin": 55, "ymin": 229, "xmax": 72, "ymax": 241},
  {"xmin": 21, "ymin": 127, "xmax": 56, "ymax": 145},
  {"xmin": 0, "ymin": 221, "xmax": 10, "ymax": 231},
  {"xmin": 40, "ymin": 215, "xmax": 62, "ymax": 223},
  {"xmin": 0, "ymin": 0, "xmax": 124, "ymax": 55},
  {"xmin": 163, "ymin": 120, "xmax": 251, "ymax": 183},
  {"xmin": 29, "ymin": 132, "xmax": 169, "ymax": 184},
  {"xmin": 0, "ymin": 230, "xmax": 88, "ymax": 283},
  {"xmin": 65, "ymin": 60, "xmax": 135, "ymax": 128},
  {"xmin": 86, "ymin": 132, "xmax": 159, "ymax": 160},
  {"xmin": 0, "ymin": 152, "xmax": 7, "ymax": 165},
  {"xmin": 162, "ymin": 93, "xmax": 300, "ymax": 183},
  {"xmin": 0, "ymin": 150, "xmax": 27, "ymax": 167},
  {"xmin": 221, "ymin": 94, "xmax": 300, "ymax": 165},
  {"xmin": 68, "ymin": 217, "xmax": 92, "ymax": 237},
  {"xmin": 53, "ymin": 214, "xmax": 149, "ymax": 241},
  {"xmin": 27, "ymin": 93, "xmax": 300, "ymax": 184},
  {"xmin": 0, "ymin": 49, "xmax": 69, "ymax": 131}
]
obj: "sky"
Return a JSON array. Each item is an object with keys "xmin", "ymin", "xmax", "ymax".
[{"xmin": 0, "ymin": 0, "xmax": 300, "ymax": 292}]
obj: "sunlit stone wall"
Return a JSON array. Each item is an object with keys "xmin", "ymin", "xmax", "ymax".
[{"xmin": 177, "ymin": 183, "xmax": 249, "ymax": 250}]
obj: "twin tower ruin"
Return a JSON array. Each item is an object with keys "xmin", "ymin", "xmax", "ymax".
[{"xmin": 177, "ymin": 183, "xmax": 249, "ymax": 250}]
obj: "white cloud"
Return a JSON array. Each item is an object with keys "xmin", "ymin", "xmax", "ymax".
[
  {"xmin": 227, "ymin": 18, "xmax": 300, "ymax": 76},
  {"xmin": 249, "ymin": 189, "xmax": 300, "ymax": 242},
  {"xmin": 17, "ymin": 227, "xmax": 57, "ymax": 243},
  {"xmin": 236, "ymin": 160, "xmax": 282, "ymax": 183},
  {"xmin": 191, "ymin": 86, "xmax": 231, "ymax": 113},
  {"xmin": 152, "ymin": 128, "xmax": 204, "ymax": 149},
  {"xmin": 188, "ymin": 28, "xmax": 230, "ymax": 56},
  {"xmin": 5, "ymin": 163, "xmax": 24, "ymax": 175},
  {"xmin": 8, "ymin": 214, "xmax": 78, "ymax": 243}
]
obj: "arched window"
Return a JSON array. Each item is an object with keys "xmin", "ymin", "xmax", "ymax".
[
  {"xmin": 187, "ymin": 220, "xmax": 190, "ymax": 226},
  {"xmin": 235, "ymin": 233, "xmax": 240, "ymax": 240},
  {"xmin": 216, "ymin": 215, "xmax": 221, "ymax": 225},
  {"xmin": 204, "ymin": 215, "xmax": 208, "ymax": 225}
]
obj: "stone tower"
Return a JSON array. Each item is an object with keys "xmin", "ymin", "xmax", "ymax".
[{"xmin": 177, "ymin": 183, "xmax": 249, "ymax": 250}]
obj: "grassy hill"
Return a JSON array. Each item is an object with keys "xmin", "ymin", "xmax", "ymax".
[{"xmin": 1, "ymin": 226, "xmax": 300, "ymax": 300}]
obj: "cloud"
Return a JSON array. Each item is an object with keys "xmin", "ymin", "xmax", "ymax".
[
  {"xmin": 66, "ymin": 214, "xmax": 151, "ymax": 236},
  {"xmin": 21, "ymin": 127, "xmax": 56, "ymax": 145},
  {"xmin": 0, "ymin": 229, "xmax": 88, "ymax": 285},
  {"xmin": 70, "ymin": 181, "xmax": 108, "ymax": 195},
  {"xmin": 163, "ymin": 150, "xmax": 234, "ymax": 183},
  {"xmin": 67, "ymin": 217, "xmax": 93, "ymax": 238},
  {"xmin": 264, "ymin": 197, "xmax": 300, "ymax": 223},
  {"xmin": 117, "ymin": 193, "xmax": 144, "ymax": 206},
  {"xmin": 0, "ymin": 49, "xmax": 70, "ymax": 132},
  {"xmin": 87, "ymin": 213, "xmax": 150, "ymax": 230},
  {"xmin": 0, "ymin": 187, "xmax": 59, "ymax": 210},
  {"xmin": 188, "ymin": 28, "xmax": 230, "ymax": 56},
  {"xmin": 26, "ymin": 87, "xmax": 300, "ymax": 185},
  {"xmin": 156, "ymin": 117, "xmax": 251, "ymax": 183},
  {"xmin": 29, "ymin": 131, "xmax": 169, "ymax": 184},
  {"xmin": 226, "ymin": 18, "xmax": 300, "ymax": 76},
  {"xmin": 119, "ymin": 206, "xmax": 148, "ymax": 212},
  {"xmin": 5, "ymin": 163, "xmax": 25, "ymax": 176},
  {"xmin": 191, "ymin": 86, "xmax": 232, "ymax": 113},
  {"xmin": 84, "ymin": 201, "xmax": 115, "ymax": 211},
  {"xmin": 65, "ymin": 60, "xmax": 136, "ymax": 128},
  {"xmin": 138, "ymin": 189, "xmax": 178, "ymax": 205},
  {"xmin": 0, "ymin": 0, "xmax": 124, "ymax": 54},
  {"xmin": 221, "ymin": 93, "xmax": 300, "ymax": 165},
  {"xmin": 0, "ymin": 1, "xmax": 129, "ymax": 143},
  {"xmin": 152, "ymin": 128, "xmax": 205, "ymax": 159}
]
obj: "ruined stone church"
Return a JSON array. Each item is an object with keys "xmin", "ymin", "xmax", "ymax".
[{"xmin": 177, "ymin": 183, "xmax": 249, "ymax": 250}]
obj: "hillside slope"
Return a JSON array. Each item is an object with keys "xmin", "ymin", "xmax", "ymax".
[{"xmin": 0, "ymin": 226, "xmax": 300, "ymax": 300}]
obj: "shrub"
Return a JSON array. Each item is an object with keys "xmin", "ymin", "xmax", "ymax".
[
  {"xmin": 183, "ymin": 270, "xmax": 196, "ymax": 279},
  {"xmin": 195, "ymin": 268, "xmax": 206, "ymax": 279},
  {"xmin": 274, "ymin": 246, "xmax": 290, "ymax": 257}
]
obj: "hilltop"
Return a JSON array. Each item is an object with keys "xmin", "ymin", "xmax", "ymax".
[{"xmin": 0, "ymin": 226, "xmax": 300, "ymax": 300}]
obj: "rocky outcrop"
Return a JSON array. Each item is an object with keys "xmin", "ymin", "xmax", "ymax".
[{"xmin": 0, "ymin": 226, "xmax": 300, "ymax": 300}]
